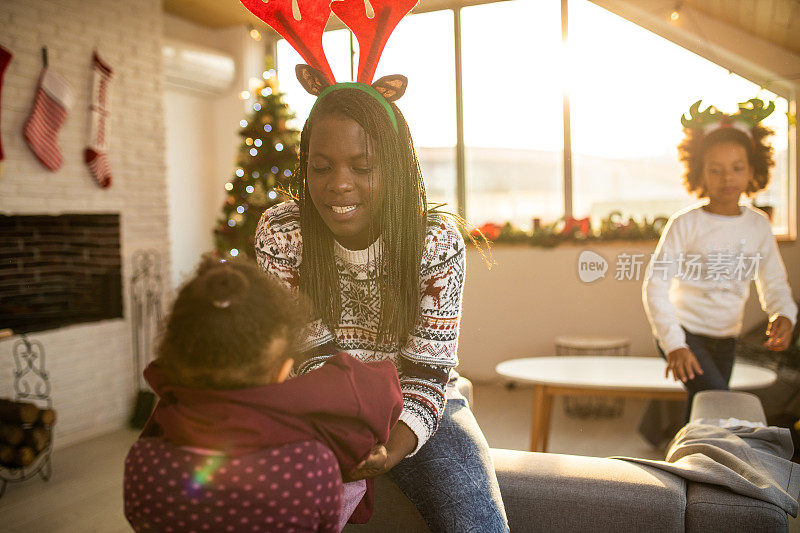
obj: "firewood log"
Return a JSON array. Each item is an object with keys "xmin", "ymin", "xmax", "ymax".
[
  {"xmin": 0, "ymin": 445, "xmax": 38, "ymax": 468},
  {"xmin": 0, "ymin": 399, "xmax": 39, "ymax": 424},
  {"xmin": 0, "ymin": 444, "xmax": 15, "ymax": 466},
  {"xmin": 16, "ymin": 446, "xmax": 36, "ymax": 467},
  {"xmin": 0, "ymin": 423, "xmax": 24, "ymax": 446},
  {"xmin": 24, "ymin": 427, "xmax": 50, "ymax": 452},
  {"xmin": 38, "ymin": 408, "xmax": 56, "ymax": 426}
]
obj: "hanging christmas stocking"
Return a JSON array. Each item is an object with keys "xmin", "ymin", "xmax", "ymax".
[
  {"xmin": 84, "ymin": 52, "xmax": 114, "ymax": 188},
  {"xmin": 23, "ymin": 66, "xmax": 74, "ymax": 171},
  {"xmin": 0, "ymin": 46, "xmax": 12, "ymax": 174}
]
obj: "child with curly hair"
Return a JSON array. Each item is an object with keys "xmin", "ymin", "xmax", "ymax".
[
  {"xmin": 123, "ymin": 256, "xmax": 402, "ymax": 532},
  {"xmin": 643, "ymin": 100, "xmax": 797, "ymax": 419}
]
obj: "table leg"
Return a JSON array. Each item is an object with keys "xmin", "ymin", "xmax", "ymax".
[
  {"xmin": 530, "ymin": 385, "xmax": 549, "ymax": 452},
  {"xmin": 540, "ymin": 391, "xmax": 553, "ymax": 452}
]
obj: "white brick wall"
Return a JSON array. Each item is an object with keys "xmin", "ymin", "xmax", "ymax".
[{"xmin": 0, "ymin": 0, "xmax": 170, "ymax": 448}]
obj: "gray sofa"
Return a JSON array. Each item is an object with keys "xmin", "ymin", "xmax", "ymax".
[{"xmin": 344, "ymin": 387, "xmax": 795, "ymax": 532}]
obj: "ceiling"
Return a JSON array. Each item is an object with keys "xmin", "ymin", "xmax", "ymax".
[
  {"xmin": 683, "ymin": 0, "xmax": 800, "ymax": 56},
  {"xmin": 162, "ymin": 0, "xmax": 496, "ymax": 31},
  {"xmin": 163, "ymin": 0, "xmax": 800, "ymax": 57}
]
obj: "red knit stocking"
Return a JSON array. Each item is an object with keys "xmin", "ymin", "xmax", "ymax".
[
  {"xmin": 0, "ymin": 46, "xmax": 12, "ymax": 170},
  {"xmin": 23, "ymin": 67, "xmax": 74, "ymax": 171},
  {"xmin": 84, "ymin": 52, "xmax": 114, "ymax": 188}
]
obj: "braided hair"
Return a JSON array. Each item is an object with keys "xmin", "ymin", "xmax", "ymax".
[
  {"xmin": 157, "ymin": 256, "xmax": 306, "ymax": 389},
  {"xmin": 289, "ymin": 88, "xmax": 428, "ymax": 349},
  {"xmin": 678, "ymin": 125, "xmax": 774, "ymax": 197}
]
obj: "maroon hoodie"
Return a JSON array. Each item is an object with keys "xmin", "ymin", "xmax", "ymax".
[{"xmin": 140, "ymin": 352, "xmax": 403, "ymax": 523}]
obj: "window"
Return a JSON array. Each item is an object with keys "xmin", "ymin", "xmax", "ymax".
[
  {"xmin": 275, "ymin": 0, "xmax": 795, "ymax": 237},
  {"xmin": 462, "ymin": 1, "xmax": 563, "ymax": 229},
  {"xmin": 568, "ymin": 1, "xmax": 791, "ymax": 234},
  {"xmin": 374, "ymin": 10, "xmax": 457, "ymax": 209}
]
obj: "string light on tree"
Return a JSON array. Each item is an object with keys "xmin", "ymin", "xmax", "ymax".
[
  {"xmin": 669, "ymin": 2, "xmax": 681, "ymax": 22},
  {"xmin": 214, "ymin": 57, "xmax": 300, "ymax": 261}
]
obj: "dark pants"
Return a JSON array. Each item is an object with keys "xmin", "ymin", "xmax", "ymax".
[{"xmin": 657, "ymin": 327, "xmax": 737, "ymax": 421}]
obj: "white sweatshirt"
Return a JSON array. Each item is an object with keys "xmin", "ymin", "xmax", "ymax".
[{"xmin": 642, "ymin": 204, "xmax": 797, "ymax": 354}]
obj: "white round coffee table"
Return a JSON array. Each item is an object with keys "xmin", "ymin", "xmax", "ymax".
[{"xmin": 496, "ymin": 356, "xmax": 777, "ymax": 452}]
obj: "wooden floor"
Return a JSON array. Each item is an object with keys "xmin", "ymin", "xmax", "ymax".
[
  {"xmin": 0, "ymin": 383, "xmax": 796, "ymax": 531},
  {"xmin": 0, "ymin": 428, "xmax": 139, "ymax": 532}
]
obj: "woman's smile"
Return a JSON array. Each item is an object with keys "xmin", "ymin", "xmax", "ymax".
[
  {"xmin": 330, "ymin": 204, "xmax": 359, "ymax": 215},
  {"xmin": 307, "ymin": 114, "xmax": 383, "ymax": 250}
]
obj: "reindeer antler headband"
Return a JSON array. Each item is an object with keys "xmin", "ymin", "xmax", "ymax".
[
  {"xmin": 239, "ymin": 0, "xmax": 418, "ymax": 133},
  {"xmin": 681, "ymin": 98, "xmax": 775, "ymax": 139}
]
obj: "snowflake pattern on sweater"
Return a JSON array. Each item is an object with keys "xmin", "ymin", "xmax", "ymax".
[{"xmin": 255, "ymin": 201, "xmax": 465, "ymax": 454}]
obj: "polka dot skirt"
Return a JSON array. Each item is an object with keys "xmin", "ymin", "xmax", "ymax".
[{"xmin": 124, "ymin": 438, "xmax": 342, "ymax": 532}]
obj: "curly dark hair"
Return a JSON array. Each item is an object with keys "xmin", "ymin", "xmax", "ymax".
[
  {"xmin": 289, "ymin": 88, "xmax": 427, "ymax": 349},
  {"xmin": 157, "ymin": 256, "xmax": 307, "ymax": 389},
  {"xmin": 677, "ymin": 124, "xmax": 774, "ymax": 198}
]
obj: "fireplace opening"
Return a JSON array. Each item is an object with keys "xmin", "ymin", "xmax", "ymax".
[{"xmin": 0, "ymin": 214, "xmax": 123, "ymax": 334}]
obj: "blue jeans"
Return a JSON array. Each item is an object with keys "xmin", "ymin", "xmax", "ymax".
[
  {"xmin": 388, "ymin": 385, "xmax": 509, "ymax": 532},
  {"xmin": 657, "ymin": 327, "xmax": 737, "ymax": 421}
]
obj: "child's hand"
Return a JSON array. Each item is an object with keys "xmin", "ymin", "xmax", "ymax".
[
  {"xmin": 665, "ymin": 347, "xmax": 704, "ymax": 383},
  {"xmin": 345, "ymin": 444, "xmax": 388, "ymax": 481},
  {"xmin": 765, "ymin": 316, "xmax": 793, "ymax": 351}
]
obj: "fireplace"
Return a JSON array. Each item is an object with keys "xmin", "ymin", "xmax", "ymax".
[{"xmin": 0, "ymin": 214, "xmax": 123, "ymax": 334}]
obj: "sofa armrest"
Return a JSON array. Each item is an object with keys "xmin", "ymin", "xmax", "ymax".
[
  {"xmin": 689, "ymin": 390, "xmax": 767, "ymax": 425},
  {"xmin": 453, "ymin": 375, "xmax": 473, "ymax": 408}
]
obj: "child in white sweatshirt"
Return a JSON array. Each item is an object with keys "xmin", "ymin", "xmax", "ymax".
[{"xmin": 643, "ymin": 99, "xmax": 797, "ymax": 419}]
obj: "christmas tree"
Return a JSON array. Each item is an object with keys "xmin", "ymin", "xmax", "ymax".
[{"xmin": 214, "ymin": 65, "xmax": 300, "ymax": 261}]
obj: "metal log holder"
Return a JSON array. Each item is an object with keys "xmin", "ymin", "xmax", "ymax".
[
  {"xmin": 0, "ymin": 335, "xmax": 54, "ymax": 498},
  {"xmin": 129, "ymin": 250, "xmax": 163, "ymax": 429}
]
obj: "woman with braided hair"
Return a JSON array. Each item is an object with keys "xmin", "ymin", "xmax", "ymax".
[
  {"xmin": 245, "ymin": 0, "xmax": 508, "ymax": 529},
  {"xmin": 255, "ymin": 81, "xmax": 508, "ymax": 532},
  {"xmin": 643, "ymin": 99, "xmax": 797, "ymax": 421}
]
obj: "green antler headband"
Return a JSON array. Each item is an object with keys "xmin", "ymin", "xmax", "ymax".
[
  {"xmin": 239, "ymin": 0, "xmax": 419, "ymax": 134},
  {"xmin": 681, "ymin": 98, "xmax": 775, "ymax": 139}
]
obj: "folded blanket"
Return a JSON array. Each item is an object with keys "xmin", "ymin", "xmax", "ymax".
[{"xmin": 616, "ymin": 423, "xmax": 800, "ymax": 516}]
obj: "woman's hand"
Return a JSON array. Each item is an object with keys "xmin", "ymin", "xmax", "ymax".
[
  {"xmin": 344, "ymin": 443, "xmax": 388, "ymax": 482},
  {"xmin": 765, "ymin": 316, "xmax": 793, "ymax": 351},
  {"xmin": 665, "ymin": 347, "xmax": 703, "ymax": 382},
  {"xmin": 345, "ymin": 421, "xmax": 417, "ymax": 481}
]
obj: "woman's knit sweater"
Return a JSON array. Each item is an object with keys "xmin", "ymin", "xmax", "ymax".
[{"xmin": 255, "ymin": 201, "xmax": 466, "ymax": 454}]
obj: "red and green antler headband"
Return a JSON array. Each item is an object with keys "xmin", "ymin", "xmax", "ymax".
[
  {"xmin": 681, "ymin": 98, "xmax": 775, "ymax": 139},
  {"xmin": 239, "ymin": 0, "xmax": 418, "ymax": 132}
]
